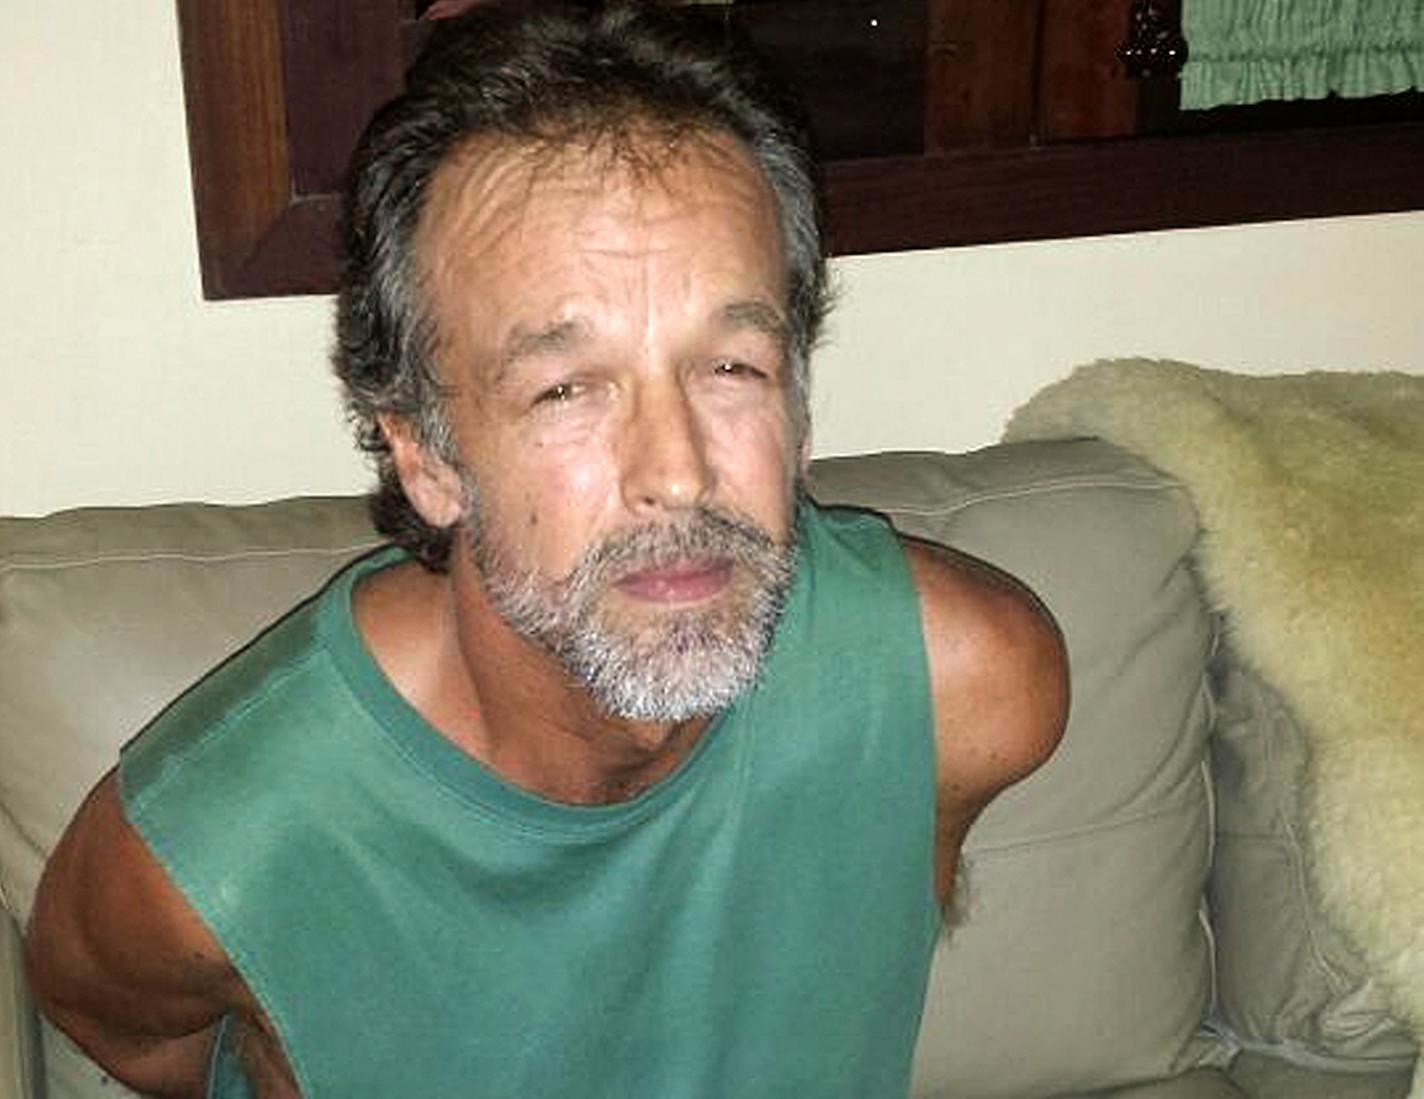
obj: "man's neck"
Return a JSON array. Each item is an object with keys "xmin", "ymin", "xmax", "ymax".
[{"xmin": 352, "ymin": 557, "xmax": 714, "ymax": 805}]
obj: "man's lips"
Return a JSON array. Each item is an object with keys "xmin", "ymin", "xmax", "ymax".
[{"xmin": 613, "ymin": 559, "xmax": 734, "ymax": 604}]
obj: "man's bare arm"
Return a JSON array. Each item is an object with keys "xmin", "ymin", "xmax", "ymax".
[
  {"xmin": 903, "ymin": 540, "xmax": 1070, "ymax": 908},
  {"xmin": 24, "ymin": 771, "xmax": 241, "ymax": 1099}
]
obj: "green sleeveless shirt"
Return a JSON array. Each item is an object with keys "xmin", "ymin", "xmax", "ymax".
[{"xmin": 120, "ymin": 503, "xmax": 939, "ymax": 1098}]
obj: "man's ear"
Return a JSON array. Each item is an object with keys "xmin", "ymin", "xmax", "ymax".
[
  {"xmin": 379, "ymin": 414, "xmax": 465, "ymax": 529},
  {"xmin": 796, "ymin": 433, "xmax": 812, "ymax": 479}
]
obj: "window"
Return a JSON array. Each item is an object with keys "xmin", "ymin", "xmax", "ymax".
[{"xmin": 176, "ymin": 0, "xmax": 1424, "ymax": 298}]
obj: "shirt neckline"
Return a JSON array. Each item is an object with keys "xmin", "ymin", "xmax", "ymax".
[{"xmin": 315, "ymin": 547, "xmax": 738, "ymax": 841}]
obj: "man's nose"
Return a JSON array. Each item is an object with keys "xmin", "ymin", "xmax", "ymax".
[{"xmin": 620, "ymin": 378, "xmax": 714, "ymax": 515}]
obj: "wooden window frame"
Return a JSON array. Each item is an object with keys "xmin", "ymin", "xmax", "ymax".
[{"xmin": 176, "ymin": 0, "xmax": 1424, "ymax": 300}]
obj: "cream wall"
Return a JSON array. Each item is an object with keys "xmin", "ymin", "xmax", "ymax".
[{"xmin": 4, "ymin": 4, "xmax": 1422, "ymax": 517}]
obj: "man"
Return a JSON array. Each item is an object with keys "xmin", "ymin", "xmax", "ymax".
[{"xmin": 25, "ymin": 5, "xmax": 1067, "ymax": 1097}]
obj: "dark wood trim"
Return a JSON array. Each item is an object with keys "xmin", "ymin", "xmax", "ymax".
[
  {"xmin": 175, "ymin": 0, "xmax": 291, "ymax": 299},
  {"xmin": 209, "ymin": 196, "xmax": 345, "ymax": 298},
  {"xmin": 176, "ymin": 1, "xmax": 1424, "ymax": 300},
  {"xmin": 923, "ymin": 1, "xmax": 1040, "ymax": 151},
  {"xmin": 174, "ymin": 0, "xmax": 400, "ymax": 298},
  {"xmin": 1037, "ymin": 0, "xmax": 1148, "ymax": 141},
  {"xmin": 822, "ymin": 122, "xmax": 1424, "ymax": 256}
]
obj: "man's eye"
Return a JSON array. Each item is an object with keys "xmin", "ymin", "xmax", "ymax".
[
  {"xmin": 533, "ymin": 381, "xmax": 578, "ymax": 405},
  {"xmin": 713, "ymin": 360, "xmax": 764, "ymax": 379}
]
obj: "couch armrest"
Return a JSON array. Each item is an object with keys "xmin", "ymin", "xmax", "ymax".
[{"xmin": 0, "ymin": 911, "xmax": 38, "ymax": 1099}]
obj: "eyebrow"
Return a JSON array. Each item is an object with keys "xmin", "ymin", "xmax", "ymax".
[
  {"xmin": 716, "ymin": 299, "xmax": 790, "ymax": 348},
  {"xmin": 491, "ymin": 298, "xmax": 790, "ymax": 383},
  {"xmin": 495, "ymin": 318, "xmax": 593, "ymax": 380}
]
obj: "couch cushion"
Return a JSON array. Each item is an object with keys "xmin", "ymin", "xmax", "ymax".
[
  {"xmin": 3, "ymin": 441, "xmax": 1227, "ymax": 1098},
  {"xmin": 1069, "ymin": 1069, "xmax": 1248, "ymax": 1098},
  {"xmin": 1, "ymin": 498, "xmax": 382, "ymax": 1099},
  {"xmin": 40, "ymin": 1020, "xmax": 141, "ymax": 1099},
  {"xmin": 1227, "ymin": 1049, "xmax": 1413, "ymax": 1099},
  {"xmin": 809, "ymin": 440, "xmax": 1229, "ymax": 1097},
  {"xmin": 1209, "ymin": 657, "xmax": 1418, "ymax": 1068},
  {"xmin": 0, "ymin": 915, "xmax": 39, "ymax": 1099},
  {"xmin": 0, "ymin": 497, "xmax": 382, "ymax": 927}
]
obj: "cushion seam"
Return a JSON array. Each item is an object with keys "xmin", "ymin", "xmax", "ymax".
[
  {"xmin": 0, "ymin": 542, "xmax": 382, "ymax": 574},
  {"xmin": 966, "ymin": 782, "xmax": 1205, "ymax": 857},
  {"xmin": 871, "ymin": 479, "xmax": 1191, "ymax": 520}
]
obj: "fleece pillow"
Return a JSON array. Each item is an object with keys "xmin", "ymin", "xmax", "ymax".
[{"xmin": 1003, "ymin": 361, "xmax": 1424, "ymax": 1086}]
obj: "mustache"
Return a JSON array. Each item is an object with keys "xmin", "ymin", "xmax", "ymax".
[{"xmin": 564, "ymin": 507, "xmax": 789, "ymax": 593}]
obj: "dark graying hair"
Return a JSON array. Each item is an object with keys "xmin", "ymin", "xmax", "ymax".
[{"xmin": 334, "ymin": 2, "xmax": 828, "ymax": 571}]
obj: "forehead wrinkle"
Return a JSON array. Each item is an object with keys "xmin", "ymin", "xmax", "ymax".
[
  {"xmin": 584, "ymin": 147, "xmax": 787, "ymax": 353},
  {"xmin": 421, "ymin": 125, "xmax": 777, "ymax": 282},
  {"xmin": 414, "ymin": 127, "xmax": 788, "ymax": 392},
  {"xmin": 418, "ymin": 143, "xmax": 540, "ymax": 308},
  {"xmin": 417, "ymin": 138, "xmax": 589, "ymax": 399}
]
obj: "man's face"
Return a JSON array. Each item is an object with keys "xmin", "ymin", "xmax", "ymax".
[{"xmin": 411, "ymin": 129, "xmax": 802, "ymax": 720}]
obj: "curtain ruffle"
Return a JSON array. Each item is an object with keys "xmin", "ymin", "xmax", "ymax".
[{"xmin": 1180, "ymin": 0, "xmax": 1424, "ymax": 108}]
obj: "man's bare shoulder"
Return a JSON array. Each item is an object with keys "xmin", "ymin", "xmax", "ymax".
[
  {"xmin": 900, "ymin": 537, "xmax": 1069, "ymax": 812},
  {"xmin": 28, "ymin": 771, "xmax": 234, "ymax": 990},
  {"xmin": 24, "ymin": 771, "xmax": 241, "ymax": 1093}
]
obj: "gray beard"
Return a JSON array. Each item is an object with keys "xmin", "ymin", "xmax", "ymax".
[{"xmin": 462, "ymin": 489, "xmax": 798, "ymax": 723}]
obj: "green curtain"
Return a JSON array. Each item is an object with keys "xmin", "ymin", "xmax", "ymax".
[{"xmin": 1180, "ymin": 0, "xmax": 1424, "ymax": 108}]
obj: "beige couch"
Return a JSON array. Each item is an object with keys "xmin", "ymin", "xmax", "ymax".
[{"xmin": 1, "ymin": 438, "xmax": 1416, "ymax": 1098}]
